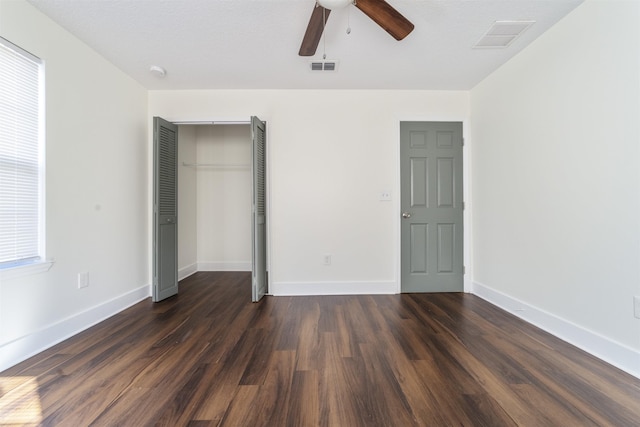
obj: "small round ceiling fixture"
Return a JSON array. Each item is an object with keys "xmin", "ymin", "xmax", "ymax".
[
  {"xmin": 149, "ymin": 65, "xmax": 166, "ymax": 78},
  {"xmin": 317, "ymin": 0, "xmax": 352, "ymax": 10}
]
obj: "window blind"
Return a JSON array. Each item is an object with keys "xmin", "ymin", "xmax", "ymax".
[{"xmin": 0, "ymin": 37, "xmax": 43, "ymax": 267}]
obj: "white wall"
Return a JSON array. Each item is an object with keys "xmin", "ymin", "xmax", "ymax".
[
  {"xmin": 149, "ymin": 90, "xmax": 470, "ymax": 295},
  {"xmin": 177, "ymin": 125, "xmax": 197, "ymax": 279},
  {"xmin": 195, "ymin": 125, "xmax": 252, "ymax": 272},
  {"xmin": 0, "ymin": 0, "xmax": 149, "ymax": 371},
  {"xmin": 470, "ymin": 0, "xmax": 640, "ymax": 377},
  {"xmin": 178, "ymin": 124, "xmax": 252, "ymax": 278}
]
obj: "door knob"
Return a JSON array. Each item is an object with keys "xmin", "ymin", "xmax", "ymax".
[{"xmin": 402, "ymin": 212, "xmax": 411, "ymax": 219}]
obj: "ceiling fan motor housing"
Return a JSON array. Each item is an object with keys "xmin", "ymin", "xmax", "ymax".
[{"xmin": 317, "ymin": 0, "xmax": 353, "ymax": 10}]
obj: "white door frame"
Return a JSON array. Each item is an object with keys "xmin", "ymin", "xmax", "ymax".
[{"xmin": 395, "ymin": 117, "xmax": 473, "ymax": 293}]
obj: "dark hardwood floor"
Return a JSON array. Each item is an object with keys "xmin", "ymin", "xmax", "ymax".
[{"xmin": 1, "ymin": 272, "xmax": 639, "ymax": 426}]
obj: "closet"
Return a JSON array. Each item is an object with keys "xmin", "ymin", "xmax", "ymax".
[{"xmin": 177, "ymin": 124, "xmax": 252, "ymax": 280}]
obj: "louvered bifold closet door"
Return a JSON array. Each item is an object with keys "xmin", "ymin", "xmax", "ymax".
[
  {"xmin": 153, "ymin": 117, "xmax": 178, "ymax": 302},
  {"xmin": 251, "ymin": 116, "xmax": 267, "ymax": 302}
]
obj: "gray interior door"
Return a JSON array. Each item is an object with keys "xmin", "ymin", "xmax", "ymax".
[
  {"xmin": 153, "ymin": 117, "xmax": 179, "ymax": 302},
  {"xmin": 400, "ymin": 121, "xmax": 463, "ymax": 292},
  {"xmin": 251, "ymin": 116, "xmax": 267, "ymax": 302}
]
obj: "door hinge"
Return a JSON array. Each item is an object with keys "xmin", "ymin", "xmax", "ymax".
[
  {"xmin": 462, "ymin": 138, "xmax": 465, "ymax": 146},
  {"xmin": 462, "ymin": 201, "xmax": 465, "ymax": 210},
  {"xmin": 463, "ymin": 266, "xmax": 466, "ymax": 275}
]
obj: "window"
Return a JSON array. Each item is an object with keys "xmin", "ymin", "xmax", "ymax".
[{"xmin": 0, "ymin": 37, "xmax": 45, "ymax": 269}]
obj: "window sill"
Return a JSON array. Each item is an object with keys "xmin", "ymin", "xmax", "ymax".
[{"xmin": 0, "ymin": 259, "xmax": 55, "ymax": 281}]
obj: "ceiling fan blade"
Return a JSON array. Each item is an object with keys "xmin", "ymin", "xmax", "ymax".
[
  {"xmin": 299, "ymin": 5, "xmax": 331, "ymax": 56},
  {"xmin": 354, "ymin": 0, "xmax": 414, "ymax": 41}
]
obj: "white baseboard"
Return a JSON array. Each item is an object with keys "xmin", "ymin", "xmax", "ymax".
[
  {"xmin": 197, "ymin": 261, "xmax": 251, "ymax": 272},
  {"xmin": 178, "ymin": 263, "xmax": 198, "ymax": 281},
  {"xmin": 472, "ymin": 281, "xmax": 640, "ymax": 379},
  {"xmin": 0, "ymin": 284, "xmax": 150, "ymax": 372},
  {"xmin": 271, "ymin": 280, "xmax": 397, "ymax": 296}
]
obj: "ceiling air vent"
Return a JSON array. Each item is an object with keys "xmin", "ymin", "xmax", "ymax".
[
  {"xmin": 310, "ymin": 60, "xmax": 339, "ymax": 72},
  {"xmin": 474, "ymin": 20, "xmax": 535, "ymax": 48}
]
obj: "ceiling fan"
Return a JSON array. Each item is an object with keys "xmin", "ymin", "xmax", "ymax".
[{"xmin": 299, "ymin": 0, "xmax": 414, "ymax": 56}]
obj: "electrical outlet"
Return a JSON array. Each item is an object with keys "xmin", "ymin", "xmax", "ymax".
[
  {"xmin": 323, "ymin": 254, "xmax": 331, "ymax": 266},
  {"xmin": 634, "ymin": 296, "xmax": 640, "ymax": 319},
  {"xmin": 78, "ymin": 271, "xmax": 89, "ymax": 289}
]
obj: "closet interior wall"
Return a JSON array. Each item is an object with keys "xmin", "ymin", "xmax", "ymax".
[{"xmin": 177, "ymin": 124, "xmax": 252, "ymax": 280}]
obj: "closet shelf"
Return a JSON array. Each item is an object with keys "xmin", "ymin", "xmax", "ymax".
[{"xmin": 182, "ymin": 162, "xmax": 250, "ymax": 169}]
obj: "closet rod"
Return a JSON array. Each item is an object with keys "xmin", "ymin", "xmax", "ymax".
[
  {"xmin": 182, "ymin": 162, "xmax": 250, "ymax": 169},
  {"xmin": 173, "ymin": 120, "xmax": 250, "ymax": 125}
]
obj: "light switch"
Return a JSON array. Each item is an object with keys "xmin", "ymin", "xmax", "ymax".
[{"xmin": 379, "ymin": 191, "xmax": 392, "ymax": 201}]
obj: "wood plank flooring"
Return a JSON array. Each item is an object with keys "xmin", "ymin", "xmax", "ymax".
[{"xmin": 1, "ymin": 271, "xmax": 639, "ymax": 426}]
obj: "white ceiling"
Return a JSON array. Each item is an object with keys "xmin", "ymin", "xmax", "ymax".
[{"xmin": 26, "ymin": 0, "xmax": 584, "ymax": 90}]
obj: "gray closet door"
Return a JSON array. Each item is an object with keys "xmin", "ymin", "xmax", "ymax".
[
  {"xmin": 400, "ymin": 121, "xmax": 463, "ymax": 293},
  {"xmin": 153, "ymin": 117, "xmax": 178, "ymax": 302},
  {"xmin": 251, "ymin": 116, "xmax": 267, "ymax": 302}
]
